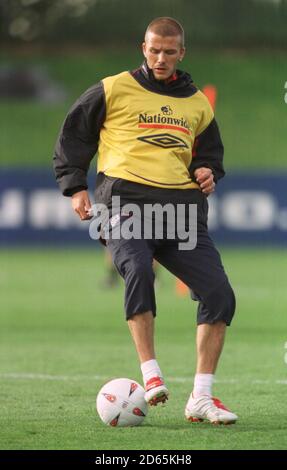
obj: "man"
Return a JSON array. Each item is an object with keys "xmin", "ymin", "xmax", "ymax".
[{"xmin": 53, "ymin": 17, "xmax": 238, "ymax": 425}]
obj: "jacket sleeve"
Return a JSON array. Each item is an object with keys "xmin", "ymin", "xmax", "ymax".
[
  {"xmin": 53, "ymin": 81, "xmax": 106, "ymax": 196},
  {"xmin": 189, "ymin": 118, "xmax": 225, "ymax": 184}
]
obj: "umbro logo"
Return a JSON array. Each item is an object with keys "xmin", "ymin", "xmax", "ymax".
[
  {"xmin": 137, "ymin": 133, "xmax": 188, "ymax": 149},
  {"xmin": 161, "ymin": 105, "xmax": 173, "ymax": 115}
]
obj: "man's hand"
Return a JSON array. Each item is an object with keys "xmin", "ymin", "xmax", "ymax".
[
  {"xmin": 71, "ymin": 190, "xmax": 93, "ymax": 220},
  {"xmin": 194, "ymin": 167, "xmax": 216, "ymax": 195}
]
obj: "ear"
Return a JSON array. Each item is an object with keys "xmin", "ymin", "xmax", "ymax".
[
  {"xmin": 179, "ymin": 47, "xmax": 186, "ymax": 62},
  {"xmin": 142, "ymin": 42, "xmax": 147, "ymax": 58}
]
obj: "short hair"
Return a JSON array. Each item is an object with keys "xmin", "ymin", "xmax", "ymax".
[{"xmin": 145, "ymin": 17, "xmax": 185, "ymax": 47}]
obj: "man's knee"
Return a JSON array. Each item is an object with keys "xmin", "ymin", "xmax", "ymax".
[
  {"xmin": 197, "ymin": 280, "xmax": 236, "ymax": 326},
  {"xmin": 122, "ymin": 258, "xmax": 155, "ymax": 285},
  {"xmin": 124, "ymin": 262, "xmax": 156, "ymax": 320},
  {"xmin": 123, "ymin": 260, "xmax": 156, "ymax": 320},
  {"xmin": 128, "ymin": 310, "xmax": 155, "ymax": 321}
]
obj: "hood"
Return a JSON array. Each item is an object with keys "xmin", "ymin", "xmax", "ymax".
[{"xmin": 130, "ymin": 60, "xmax": 197, "ymax": 98}]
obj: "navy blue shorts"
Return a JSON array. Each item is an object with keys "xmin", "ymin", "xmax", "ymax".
[{"xmin": 106, "ymin": 210, "xmax": 236, "ymax": 326}]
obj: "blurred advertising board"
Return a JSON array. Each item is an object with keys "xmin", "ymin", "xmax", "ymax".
[{"xmin": 0, "ymin": 169, "xmax": 286, "ymax": 246}]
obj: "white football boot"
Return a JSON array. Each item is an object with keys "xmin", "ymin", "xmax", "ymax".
[
  {"xmin": 144, "ymin": 376, "xmax": 169, "ymax": 406},
  {"xmin": 185, "ymin": 394, "xmax": 238, "ymax": 425}
]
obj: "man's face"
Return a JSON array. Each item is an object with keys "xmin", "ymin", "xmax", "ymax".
[{"xmin": 142, "ymin": 32, "xmax": 185, "ymax": 81}]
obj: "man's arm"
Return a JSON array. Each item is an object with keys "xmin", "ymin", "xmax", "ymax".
[
  {"xmin": 53, "ymin": 81, "xmax": 106, "ymax": 197},
  {"xmin": 189, "ymin": 118, "xmax": 225, "ymax": 194}
]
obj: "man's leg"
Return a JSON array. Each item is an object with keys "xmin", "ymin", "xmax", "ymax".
[
  {"xmin": 128, "ymin": 310, "xmax": 155, "ymax": 363},
  {"xmin": 185, "ymin": 319, "xmax": 237, "ymax": 424},
  {"xmin": 127, "ymin": 310, "xmax": 168, "ymax": 405},
  {"xmin": 190, "ymin": 322, "xmax": 226, "ymax": 402},
  {"xmin": 107, "ymin": 236, "xmax": 168, "ymax": 405},
  {"xmin": 155, "ymin": 236, "xmax": 238, "ymax": 423},
  {"xmin": 196, "ymin": 321, "xmax": 226, "ymax": 374}
]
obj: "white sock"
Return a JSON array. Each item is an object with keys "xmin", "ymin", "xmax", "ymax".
[
  {"xmin": 192, "ymin": 373, "xmax": 214, "ymax": 398},
  {"xmin": 141, "ymin": 359, "xmax": 162, "ymax": 386}
]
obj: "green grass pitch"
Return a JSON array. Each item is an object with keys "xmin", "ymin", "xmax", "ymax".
[{"xmin": 1, "ymin": 247, "xmax": 287, "ymax": 450}]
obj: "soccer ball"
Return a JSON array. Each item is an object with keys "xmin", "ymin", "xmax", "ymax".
[{"xmin": 96, "ymin": 378, "xmax": 148, "ymax": 427}]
